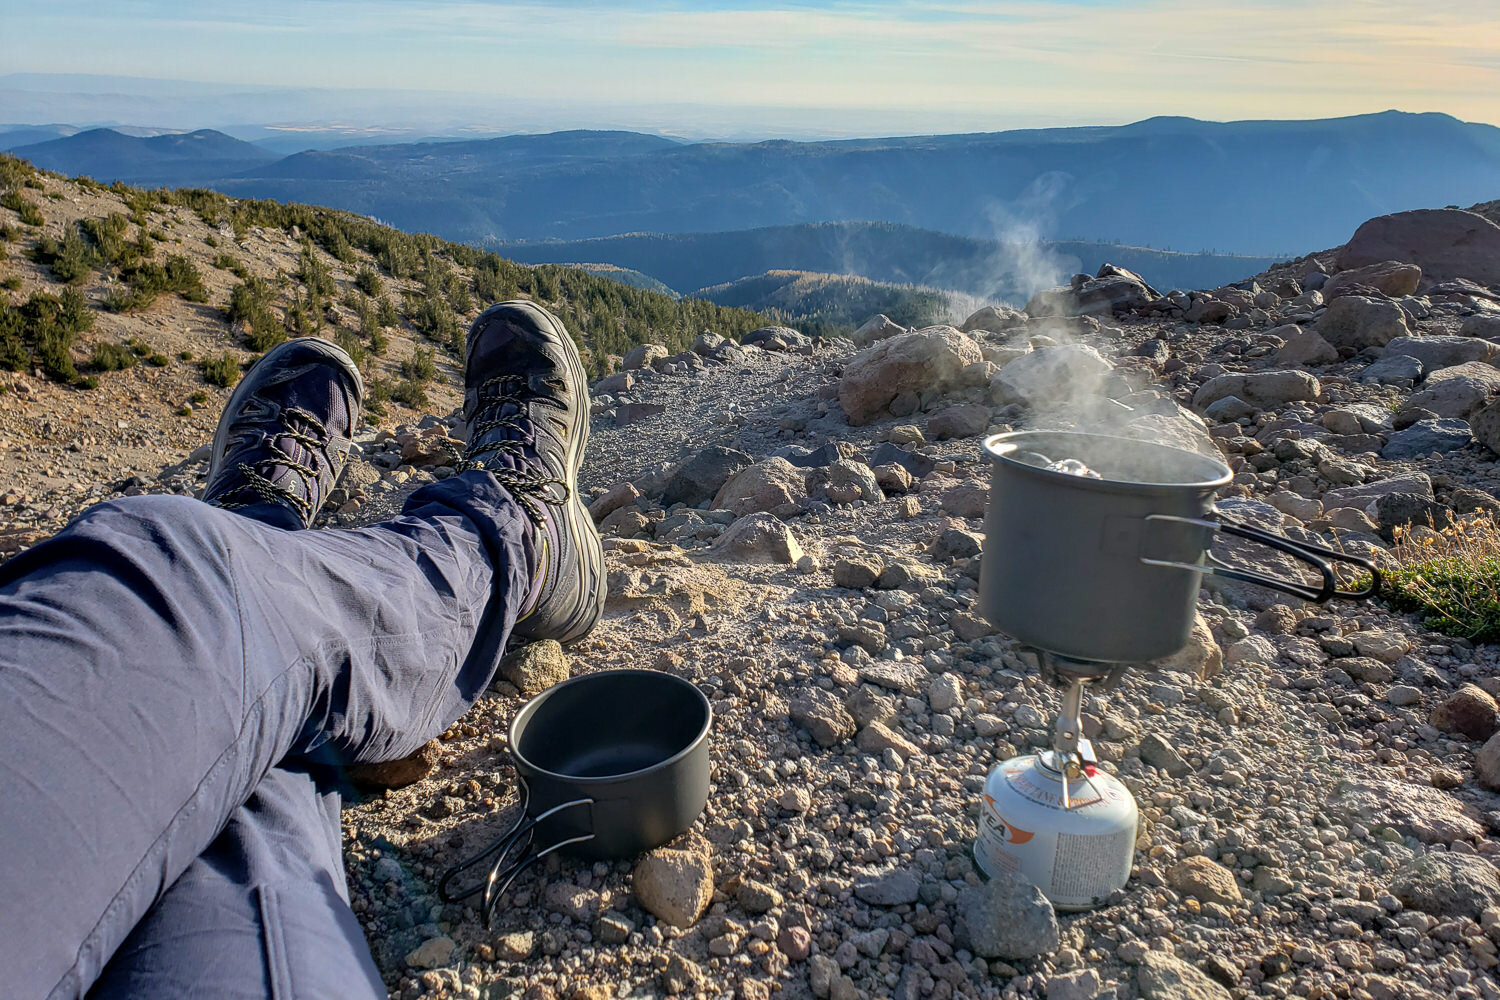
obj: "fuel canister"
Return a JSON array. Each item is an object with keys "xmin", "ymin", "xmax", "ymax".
[{"xmin": 973, "ymin": 752, "xmax": 1138, "ymax": 910}]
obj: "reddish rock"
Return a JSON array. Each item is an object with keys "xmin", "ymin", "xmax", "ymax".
[
  {"xmin": 345, "ymin": 739, "xmax": 442, "ymax": 791},
  {"xmin": 1430, "ymin": 684, "xmax": 1500, "ymax": 741},
  {"xmin": 1339, "ymin": 209, "xmax": 1500, "ymax": 285}
]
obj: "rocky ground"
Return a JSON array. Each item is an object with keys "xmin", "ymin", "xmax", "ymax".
[{"xmin": 6, "ymin": 178, "xmax": 1500, "ymax": 1000}]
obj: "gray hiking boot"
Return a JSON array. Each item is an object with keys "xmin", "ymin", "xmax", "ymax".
[
  {"xmin": 203, "ymin": 337, "xmax": 363, "ymax": 527},
  {"xmin": 460, "ymin": 301, "xmax": 604, "ymax": 643}
]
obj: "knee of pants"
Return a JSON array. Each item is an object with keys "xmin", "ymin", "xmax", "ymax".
[
  {"xmin": 86, "ymin": 875, "xmax": 387, "ymax": 1000},
  {"xmin": 88, "ymin": 765, "xmax": 386, "ymax": 1000}
]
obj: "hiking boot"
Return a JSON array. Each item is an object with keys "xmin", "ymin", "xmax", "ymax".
[
  {"xmin": 203, "ymin": 337, "xmax": 364, "ymax": 528},
  {"xmin": 460, "ymin": 301, "xmax": 603, "ymax": 643}
]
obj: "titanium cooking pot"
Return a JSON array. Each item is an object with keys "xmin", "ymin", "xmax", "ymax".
[
  {"xmin": 439, "ymin": 669, "xmax": 712, "ymax": 925},
  {"xmin": 979, "ymin": 430, "xmax": 1380, "ymax": 664}
]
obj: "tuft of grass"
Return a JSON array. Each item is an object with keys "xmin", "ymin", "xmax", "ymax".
[
  {"xmin": 190, "ymin": 390, "xmax": 209, "ymax": 405},
  {"xmin": 333, "ymin": 326, "xmax": 366, "ymax": 367},
  {"xmin": 199, "ymin": 352, "xmax": 241, "ymax": 388},
  {"xmin": 1, "ymin": 190, "xmax": 44, "ymax": 227},
  {"xmin": 226, "ymin": 277, "xmax": 286, "ymax": 351},
  {"xmin": 146, "ymin": 352, "xmax": 170, "ymax": 367},
  {"xmin": 176, "ymin": 404, "xmax": 193, "ymax": 417},
  {"xmin": 104, "ymin": 254, "xmax": 209, "ymax": 312},
  {"xmin": 1382, "ymin": 515, "xmax": 1500, "ymax": 643},
  {"xmin": 1, "ymin": 276, "xmax": 21, "ymax": 291},
  {"xmin": 178, "ymin": 349, "xmax": 194, "ymax": 361},
  {"xmin": 0, "ymin": 287, "xmax": 93, "ymax": 383}
]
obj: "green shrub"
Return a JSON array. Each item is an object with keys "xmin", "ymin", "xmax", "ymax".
[
  {"xmin": 212, "ymin": 253, "xmax": 241, "ymax": 271},
  {"xmin": 376, "ymin": 295, "xmax": 397, "ymax": 328},
  {"xmin": 298, "ymin": 240, "xmax": 335, "ymax": 299},
  {"xmin": 0, "ymin": 276, "xmax": 21, "ymax": 291},
  {"xmin": 1, "ymin": 191, "xmax": 44, "ymax": 227},
  {"xmin": 199, "ymin": 352, "xmax": 241, "ymax": 387},
  {"xmin": 333, "ymin": 326, "xmax": 366, "ymax": 367},
  {"xmin": 31, "ymin": 225, "xmax": 96, "ymax": 284},
  {"xmin": 176, "ymin": 404, "xmax": 193, "ymax": 416},
  {"xmin": 178, "ymin": 349, "xmax": 194, "ymax": 361},
  {"xmin": 89, "ymin": 342, "xmax": 139, "ymax": 371},
  {"xmin": 354, "ymin": 266, "xmax": 383, "ymax": 296},
  {"xmin": 226, "ymin": 277, "xmax": 286, "ymax": 350},
  {"xmin": 0, "ymin": 287, "xmax": 93, "ymax": 383},
  {"xmin": 204, "ymin": 234, "xmax": 219, "ymax": 248},
  {"xmin": 390, "ymin": 377, "xmax": 429, "ymax": 408},
  {"xmin": 146, "ymin": 352, "xmax": 169, "ymax": 366},
  {"xmin": 103, "ymin": 254, "xmax": 207, "ymax": 312},
  {"xmin": 1382, "ymin": 517, "xmax": 1500, "ymax": 643},
  {"xmin": 190, "ymin": 390, "xmax": 209, "ymax": 405},
  {"xmin": 0, "ymin": 155, "xmax": 38, "ymax": 192},
  {"xmin": 77, "ymin": 374, "xmax": 99, "ymax": 390},
  {"xmin": 80, "ymin": 214, "xmax": 132, "ymax": 266},
  {"xmin": 400, "ymin": 345, "xmax": 437, "ymax": 383}
]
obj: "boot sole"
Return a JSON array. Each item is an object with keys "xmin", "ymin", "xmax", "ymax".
[{"xmin": 468, "ymin": 302, "xmax": 604, "ymax": 642}]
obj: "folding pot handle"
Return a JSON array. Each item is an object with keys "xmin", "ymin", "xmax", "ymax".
[
  {"xmin": 437, "ymin": 777, "xmax": 596, "ymax": 927},
  {"xmin": 1140, "ymin": 514, "xmax": 1381, "ymax": 604}
]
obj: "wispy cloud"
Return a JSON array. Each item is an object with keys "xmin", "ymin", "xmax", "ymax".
[{"xmin": 1, "ymin": 0, "xmax": 1496, "ymax": 131}]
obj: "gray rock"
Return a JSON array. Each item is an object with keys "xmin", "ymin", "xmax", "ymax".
[
  {"xmin": 622, "ymin": 344, "xmax": 668, "ymax": 370},
  {"xmin": 852, "ymin": 313, "xmax": 909, "ymax": 346},
  {"xmin": 1317, "ymin": 294, "xmax": 1410, "ymax": 349},
  {"xmin": 930, "ymin": 527, "xmax": 983, "ymax": 562},
  {"xmin": 1406, "ymin": 361, "xmax": 1500, "ymax": 419},
  {"xmin": 954, "ymin": 871, "xmax": 1060, "ymax": 959},
  {"xmin": 1391, "ymin": 853, "xmax": 1500, "ymax": 920},
  {"xmin": 1373, "ymin": 492, "xmax": 1453, "ymax": 540},
  {"xmin": 961, "ymin": 304, "xmax": 1028, "ymax": 333},
  {"xmin": 1323, "ymin": 472, "xmax": 1432, "ymax": 510},
  {"xmin": 839, "ymin": 327, "xmax": 983, "ymax": 425},
  {"xmin": 1471, "ymin": 397, "xmax": 1500, "ymax": 456},
  {"xmin": 927, "ymin": 403, "xmax": 991, "ymax": 440},
  {"xmin": 1203, "ymin": 395, "xmax": 1256, "ymax": 422},
  {"xmin": 1139, "ymin": 733, "xmax": 1191, "ymax": 777},
  {"xmin": 1460, "ymin": 314, "xmax": 1500, "ymax": 338},
  {"xmin": 662, "ymin": 446, "xmax": 754, "ymax": 506},
  {"xmin": 712, "ymin": 457, "xmax": 808, "ymax": 517},
  {"xmin": 824, "ymin": 459, "xmax": 882, "ymax": 505},
  {"xmin": 404, "ymin": 935, "xmax": 456, "ymax": 970},
  {"xmin": 1137, "ymin": 952, "xmax": 1232, "ymax": 1000},
  {"xmin": 1273, "ymin": 327, "xmax": 1339, "ymax": 366},
  {"xmin": 1476, "ymin": 732, "xmax": 1500, "ymax": 791},
  {"xmin": 1359, "ymin": 354, "xmax": 1424, "ymax": 386},
  {"xmin": 615, "ymin": 402, "xmax": 666, "ymax": 426},
  {"xmin": 858, "ymin": 659, "xmax": 927, "ymax": 694},
  {"xmin": 1047, "ymin": 970, "xmax": 1102, "ymax": 1000},
  {"xmin": 1384, "ymin": 335, "xmax": 1500, "ymax": 371},
  {"xmin": 989, "ymin": 344, "xmax": 1114, "ymax": 408},
  {"xmin": 870, "ymin": 442, "xmax": 936, "ymax": 478},
  {"xmin": 1192, "ymin": 370, "xmax": 1320, "ymax": 412},
  {"xmin": 853, "ymin": 868, "xmax": 920, "ymax": 906},
  {"xmin": 1327, "ymin": 777, "xmax": 1484, "ymax": 843},
  {"xmin": 709, "ymin": 513, "xmax": 804, "ymax": 564}
]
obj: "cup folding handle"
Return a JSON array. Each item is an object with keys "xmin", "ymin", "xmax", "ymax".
[
  {"xmin": 1138, "ymin": 513, "xmax": 1381, "ymax": 604},
  {"xmin": 437, "ymin": 777, "xmax": 596, "ymax": 927}
]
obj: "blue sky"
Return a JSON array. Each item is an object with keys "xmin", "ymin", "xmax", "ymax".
[{"xmin": 2, "ymin": 1, "xmax": 1497, "ymax": 137}]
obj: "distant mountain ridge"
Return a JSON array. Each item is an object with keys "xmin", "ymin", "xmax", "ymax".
[
  {"xmin": 7, "ymin": 112, "xmax": 1500, "ymax": 259},
  {"xmin": 495, "ymin": 222, "xmax": 1281, "ymax": 304},
  {"xmin": 11, "ymin": 127, "xmax": 274, "ymax": 185}
]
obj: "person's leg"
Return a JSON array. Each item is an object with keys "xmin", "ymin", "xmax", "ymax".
[
  {"xmin": 1, "ymin": 305, "xmax": 603, "ymax": 1000},
  {"xmin": 87, "ymin": 763, "xmax": 386, "ymax": 1000}
]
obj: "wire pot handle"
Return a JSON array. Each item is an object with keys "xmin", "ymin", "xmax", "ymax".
[
  {"xmin": 437, "ymin": 777, "xmax": 596, "ymax": 927},
  {"xmin": 1139, "ymin": 513, "xmax": 1381, "ymax": 603}
]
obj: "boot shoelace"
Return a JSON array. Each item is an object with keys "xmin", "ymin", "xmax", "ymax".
[
  {"xmin": 213, "ymin": 405, "xmax": 331, "ymax": 524},
  {"xmin": 450, "ymin": 374, "xmax": 571, "ymax": 527}
]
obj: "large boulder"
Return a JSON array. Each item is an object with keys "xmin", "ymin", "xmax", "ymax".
[
  {"xmin": 1340, "ymin": 209, "xmax": 1500, "ymax": 284},
  {"xmin": 623, "ymin": 344, "xmax": 668, "ymax": 370},
  {"xmin": 1192, "ymin": 370, "xmax": 1320, "ymax": 412},
  {"xmin": 838, "ymin": 327, "xmax": 984, "ymax": 425},
  {"xmin": 1317, "ymin": 295, "xmax": 1409, "ymax": 350},
  {"xmin": 1470, "ymin": 397, "xmax": 1500, "ymax": 455},
  {"xmin": 989, "ymin": 344, "xmax": 1113, "ymax": 408},
  {"xmin": 959, "ymin": 304, "xmax": 1026, "ymax": 333},
  {"xmin": 712, "ymin": 457, "xmax": 808, "ymax": 517},
  {"xmin": 1323, "ymin": 260, "xmax": 1422, "ymax": 299},
  {"xmin": 1383, "ymin": 336, "xmax": 1500, "ymax": 372},
  {"xmin": 1274, "ymin": 327, "xmax": 1339, "ymax": 366},
  {"xmin": 662, "ymin": 446, "xmax": 754, "ymax": 506},
  {"xmin": 1405, "ymin": 362, "xmax": 1500, "ymax": 419},
  {"xmin": 1460, "ymin": 315, "xmax": 1500, "ymax": 339},
  {"xmin": 708, "ymin": 513, "xmax": 804, "ymax": 564}
]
